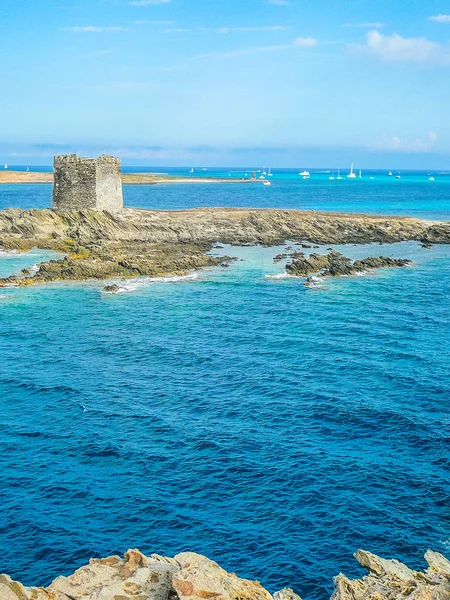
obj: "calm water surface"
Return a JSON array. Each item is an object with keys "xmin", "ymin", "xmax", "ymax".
[{"xmin": 0, "ymin": 175, "xmax": 449, "ymax": 599}]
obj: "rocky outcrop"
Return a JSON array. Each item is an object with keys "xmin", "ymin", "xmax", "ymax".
[
  {"xmin": 1, "ymin": 549, "xmax": 449, "ymax": 600},
  {"xmin": 0, "ymin": 207, "xmax": 447, "ymax": 286},
  {"xmin": 332, "ymin": 549, "xmax": 450, "ymax": 599},
  {"xmin": 286, "ymin": 251, "xmax": 411, "ymax": 277}
]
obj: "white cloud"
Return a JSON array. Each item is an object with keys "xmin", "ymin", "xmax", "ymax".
[
  {"xmin": 343, "ymin": 22, "xmax": 384, "ymax": 29},
  {"xmin": 65, "ymin": 26, "xmax": 130, "ymax": 33},
  {"xmin": 268, "ymin": 0, "xmax": 289, "ymax": 4},
  {"xmin": 359, "ymin": 30, "xmax": 450, "ymax": 65},
  {"xmin": 130, "ymin": 0, "xmax": 170, "ymax": 5},
  {"xmin": 294, "ymin": 36, "xmax": 318, "ymax": 47},
  {"xmin": 374, "ymin": 132, "xmax": 438, "ymax": 153},
  {"xmin": 428, "ymin": 14, "xmax": 450, "ymax": 23}
]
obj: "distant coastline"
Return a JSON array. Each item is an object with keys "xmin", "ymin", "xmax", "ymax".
[{"xmin": 0, "ymin": 170, "xmax": 260, "ymax": 185}]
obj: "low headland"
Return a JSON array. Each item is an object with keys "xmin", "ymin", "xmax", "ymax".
[
  {"xmin": 1, "ymin": 547, "xmax": 449, "ymax": 600},
  {"xmin": 0, "ymin": 207, "xmax": 449, "ymax": 287}
]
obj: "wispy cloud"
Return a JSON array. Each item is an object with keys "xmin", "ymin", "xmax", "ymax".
[
  {"xmin": 268, "ymin": 0, "xmax": 289, "ymax": 4},
  {"xmin": 192, "ymin": 36, "xmax": 318, "ymax": 60},
  {"xmin": 216, "ymin": 25, "xmax": 290, "ymax": 34},
  {"xmin": 130, "ymin": 0, "xmax": 170, "ymax": 5},
  {"xmin": 90, "ymin": 49, "xmax": 113, "ymax": 56},
  {"xmin": 196, "ymin": 44, "xmax": 292, "ymax": 59},
  {"xmin": 163, "ymin": 25, "xmax": 291, "ymax": 34},
  {"xmin": 65, "ymin": 26, "xmax": 131, "ymax": 33},
  {"xmin": 294, "ymin": 36, "xmax": 318, "ymax": 47},
  {"xmin": 355, "ymin": 30, "xmax": 450, "ymax": 65},
  {"xmin": 56, "ymin": 81, "xmax": 160, "ymax": 92},
  {"xmin": 374, "ymin": 132, "xmax": 438, "ymax": 153},
  {"xmin": 343, "ymin": 22, "xmax": 384, "ymax": 29}
]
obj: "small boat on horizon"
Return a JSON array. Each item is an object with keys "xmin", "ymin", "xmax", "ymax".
[
  {"xmin": 337, "ymin": 168, "xmax": 342, "ymax": 180},
  {"xmin": 268, "ymin": 167, "xmax": 273, "ymax": 177},
  {"xmin": 4, "ymin": 164, "xmax": 7, "ymax": 169},
  {"xmin": 347, "ymin": 163, "xmax": 357, "ymax": 179},
  {"xmin": 190, "ymin": 168, "xmax": 194, "ymax": 173},
  {"xmin": 263, "ymin": 180, "xmax": 272, "ymax": 186},
  {"xmin": 389, "ymin": 171, "xmax": 393, "ymax": 176},
  {"xmin": 359, "ymin": 168, "xmax": 362, "ymax": 179},
  {"xmin": 299, "ymin": 170, "xmax": 310, "ymax": 177},
  {"xmin": 429, "ymin": 176, "xmax": 435, "ymax": 181}
]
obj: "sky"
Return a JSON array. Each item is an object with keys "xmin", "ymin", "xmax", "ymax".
[{"xmin": 1, "ymin": 0, "xmax": 450, "ymax": 167}]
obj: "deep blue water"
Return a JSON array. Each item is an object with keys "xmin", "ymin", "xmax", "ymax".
[{"xmin": 0, "ymin": 176, "xmax": 449, "ymax": 600}]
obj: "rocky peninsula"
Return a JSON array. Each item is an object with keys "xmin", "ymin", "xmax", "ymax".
[
  {"xmin": 1, "ymin": 547, "xmax": 449, "ymax": 600},
  {"xmin": 0, "ymin": 207, "xmax": 449, "ymax": 286}
]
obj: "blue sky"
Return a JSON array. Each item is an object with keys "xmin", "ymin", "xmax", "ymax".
[{"xmin": 1, "ymin": 0, "xmax": 450, "ymax": 167}]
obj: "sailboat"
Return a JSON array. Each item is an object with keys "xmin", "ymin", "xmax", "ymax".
[
  {"xmin": 268, "ymin": 167, "xmax": 273, "ymax": 177},
  {"xmin": 347, "ymin": 163, "xmax": 356, "ymax": 179},
  {"xmin": 388, "ymin": 171, "xmax": 393, "ymax": 176},
  {"xmin": 4, "ymin": 164, "xmax": 7, "ymax": 169},
  {"xmin": 262, "ymin": 167, "xmax": 267, "ymax": 175},
  {"xmin": 329, "ymin": 172, "xmax": 335, "ymax": 180},
  {"xmin": 299, "ymin": 170, "xmax": 310, "ymax": 177},
  {"xmin": 359, "ymin": 168, "xmax": 362, "ymax": 179},
  {"xmin": 189, "ymin": 168, "xmax": 194, "ymax": 173},
  {"xmin": 337, "ymin": 168, "xmax": 342, "ymax": 180}
]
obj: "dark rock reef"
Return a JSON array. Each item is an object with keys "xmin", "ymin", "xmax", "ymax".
[
  {"xmin": 286, "ymin": 251, "xmax": 411, "ymax": 277},
  {"xmin": 1, "ymin": 548, "xmax": 449, "ymax": 600},
  {"xmin": 0, "ymin": 207, "xmax": 448, "ymax": 286}
]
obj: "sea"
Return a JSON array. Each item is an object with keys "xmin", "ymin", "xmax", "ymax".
[{"xmin": 0, "ymin": 168, "xmax": 449, "ymax": 600}]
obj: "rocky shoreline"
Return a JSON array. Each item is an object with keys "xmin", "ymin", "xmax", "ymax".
[
  {"xmin": 0, "ymin": 207, "xmax": 449, "ymax": 286},
  {"xmin": 1, "ymin": 548, "xmax": 449, "ymax": 600},
  {"xmin": 286, "ymin": 251, "xmax": 411, "ymax": 277}
]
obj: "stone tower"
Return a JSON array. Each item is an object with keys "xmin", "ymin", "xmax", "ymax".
[{"xmin": 52, "ymin": 154, "xmax": 123, "ymax": 212}]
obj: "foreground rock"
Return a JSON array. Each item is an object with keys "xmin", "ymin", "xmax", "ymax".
[
  {"xmin": 286, "ymin": 251, "xmax": 411, "ymax": 277},
  {"xmin": 0, "ymin": 207, "xmax": 447, "ymax": 286},
  {"xmin": 332, "ymin": 549, "xmax": 450, "ymax": 599},
  {"xmin": 1, "ymin": 549, "xmax": 449, "ymax": 600}
]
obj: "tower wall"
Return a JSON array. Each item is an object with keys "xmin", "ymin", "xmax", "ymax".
[{"xmin": 52, "ymin": 154, "xmax": 123, "ymax": 212}]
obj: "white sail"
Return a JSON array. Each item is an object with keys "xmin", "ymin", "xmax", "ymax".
[{"xmin": 347, "ymin": 163, "xmax": 356, "ymax": 178}]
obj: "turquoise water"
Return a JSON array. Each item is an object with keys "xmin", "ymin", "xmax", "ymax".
[
  {"xmin": 0, "ymin": 177, "xmax": 449, "ymax": 599},
  {"xmin": 1, "ymin": 168, "xmax": 450, "ymax": 219}
]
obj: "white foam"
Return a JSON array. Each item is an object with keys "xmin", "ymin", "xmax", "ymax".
[
  {"xmin": 28, "ymin": 264, "xmax": 40, "ymax": 275},
  {"xmin": 265, "ymin": 272, "xmax": 292, "ymax": 280},
  {"xmin": 103, "ymin": 272, "xmax": 199, "ymax": 294}
]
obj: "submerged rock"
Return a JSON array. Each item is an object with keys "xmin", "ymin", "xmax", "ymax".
[
  {"xmin": 103, "ymin": 284, "xmax": 121, "ymax": 293},
  {"xmin": 286, "ymin": 251, "xmax": 411, "ymax": 278}
]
